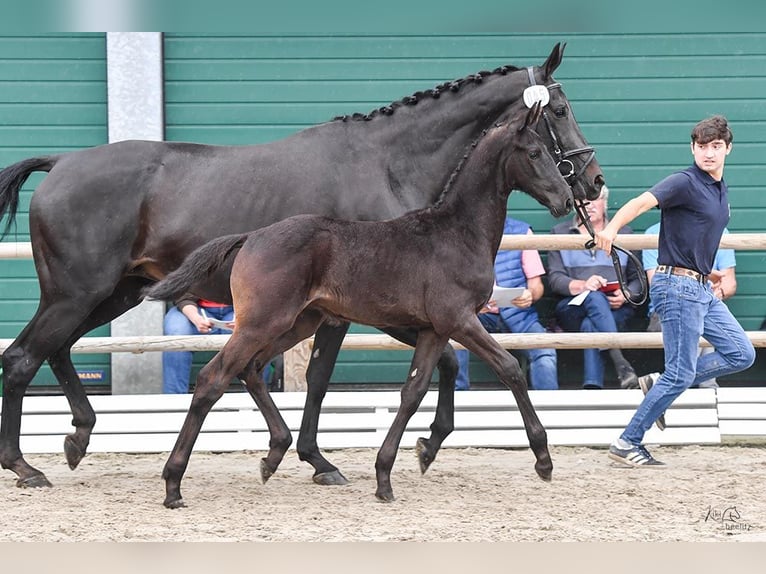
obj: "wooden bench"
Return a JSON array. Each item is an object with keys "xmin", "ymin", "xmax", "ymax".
[{"xmin": 4, "ymin": 388, "xmax": 721, "ymax": 454}]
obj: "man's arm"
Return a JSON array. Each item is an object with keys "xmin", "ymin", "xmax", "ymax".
[{"xmin": 595, "ymin": 191, "xmax": 659, "ymax": 254}]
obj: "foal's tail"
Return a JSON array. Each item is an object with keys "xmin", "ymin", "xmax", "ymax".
[
  {"xmin": 0, "ymin": 156, "xmax": 58, "ymax": 238},
  {"xmin": 144, "ymin": 233, "xmax": 250, "ymax": 302}
]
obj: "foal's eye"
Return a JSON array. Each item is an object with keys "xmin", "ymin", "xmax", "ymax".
[{"xmin": 529, "ymin": 150, "xmax": 541, "ymax": 160}]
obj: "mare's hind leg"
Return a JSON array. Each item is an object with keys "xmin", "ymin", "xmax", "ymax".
[
  {"xmin": 239, "ymin": 310, "xmax": 326, "ymax": 484},
  {"xmin": 375, "ymin": 329, "xmax": 448, "ymax": 502},
  {"xmin": 382, "ymin": 327, "xmax": 458, "ymax": 474},
  {"xmin": 453, "ymin": 317, "xmax": 552, "ymax": 481},
  {"xmin": 0, "ymin": 296, "xmax": 114, "ymax": 487},
  {"xmin": 296, "ymin": 321, "xmax": 351, "ymax": 486},
  {"xmin": 48, "ymin": 278, "xmax": 148, "ymax": 470}
]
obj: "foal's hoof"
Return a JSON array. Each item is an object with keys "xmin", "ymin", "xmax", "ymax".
[
  {"xmin": 415, "ymin": 437, "xmax": 436, "ymax": 474},
  {"xmin": 312, "ymin": 470, "xmax": 349, "ymax": 486},
  {"xmin": 260, "ymin": 458, "xmax": 276, "ymax": 484},
  {"xmin": 164, "ymin": 497, "xmax": 186, "ymax": 509},
  {"xmin": 64, "ymin": 435, "xmax": 86, "ymax": 470},
  {"xmin": 16, "ymin": 474, "xmax": 53, "ymax": 489}
]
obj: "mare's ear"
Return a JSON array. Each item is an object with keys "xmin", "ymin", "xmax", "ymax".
[
  {"xmin": 543, "ymin": 42, "xmax": 566, "ymax": 81},
  {"xmin": 520, "ymin": 101, "xmax": 542, "ymax": 132}
]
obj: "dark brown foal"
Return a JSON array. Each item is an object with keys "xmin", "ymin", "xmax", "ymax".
[{"xmin": 147, "ymin": 101, "xmax": 573, "ymax": 507}]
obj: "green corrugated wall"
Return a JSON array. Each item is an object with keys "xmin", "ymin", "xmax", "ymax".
[
  {"xmin": 0, "ymin": 33, "xmax": 108, "ymax": 389},
  {"xmin": 2, "ymin": 33, "xmax": 765, "ymax": 389}
]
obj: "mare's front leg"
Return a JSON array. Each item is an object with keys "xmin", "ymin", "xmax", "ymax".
[
  {"xmin": 375, "ymin": 329, "xmax": 448, "ymax": 502},
  {"xmin": 162, "ymin": 335, "xmax": 255, "ymax": 509},
  {"xmin": 297, "ymin": 321, "xmax": 351, "ymax": 485},
  {"xmin": 382, "ymin": 327, "xmax": 458, "ymax": 474},
  {"xmin": 453, "ymin": 317, "xmax": 552, "ymax": 481}
]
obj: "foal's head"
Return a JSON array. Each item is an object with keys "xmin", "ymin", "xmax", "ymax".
[{"xmin": 497, "ymin": 102, "xmax": 574, "ymax": 217}]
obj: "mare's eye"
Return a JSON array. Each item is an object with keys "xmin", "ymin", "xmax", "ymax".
[
  {"xmin": 529, "ymin": 150, "xmax": 541, "ymax": 160},
  {"xmin": 554, "ymin": 106, "xmax": 567, "ymax": 118}
]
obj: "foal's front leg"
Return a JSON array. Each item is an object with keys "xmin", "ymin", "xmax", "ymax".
[
  {"xmin": 375, "ymin": 329, "xmax": 448, "ymax": 502},
  {"xmin": 453, "ymin": 318, "xmax": 552, "ymax": 481},
  {"xmin": 382, "ymin": 327, "xmax": 459, "ymax": 475},
  {"xmin": 162, "ymin": 336, "xmax": 255, "ymax": 508}
]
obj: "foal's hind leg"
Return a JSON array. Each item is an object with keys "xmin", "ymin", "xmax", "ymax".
[
  {"xmin": 240, "ymin": 310, "xmax": 326, "ymax": 484},
  {"xmin": 453, "ymin": 318, "xmax": 552, "ymax": 481},
  {"xmin": 296, "ymin": 321, "xmax": 351, "ymax": 486},
  {"xmin": 375, "ymin": 329, "xmax": 448, "ymax": 502},
  {"xmin": 382, "ymin": 327, "xmax": 459, "ymax": 474}
]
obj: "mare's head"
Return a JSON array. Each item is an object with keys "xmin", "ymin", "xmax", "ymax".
[
  {"xmin": 497, "ymin": 101, "xmax": 574, "ymax": 217},
  {"xmin": 526, "ymin": 43, "xmax": 604, "ymax": 202}
]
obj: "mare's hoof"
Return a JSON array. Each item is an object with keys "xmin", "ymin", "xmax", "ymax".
[
  {"xmin": 164, "ymin": 497, "xmax": 186, "ymax": 509},
  {"xmin": 535, "ymin": 463, "xmax": 553, "ymax": 482},
  {"xmin": 312, "ymin": 470, "xmax": 349, "ymax": 486},
  {"xmin": 260, "ymin": 458, "xmax": 276, "ymax": 484},
  {"xmin": 16, "ymin": 474, "xmax": 53, "ymax": 489},
  {"xmin": 415, "ymin": 437, "xmax": 436, "ymax": 474},
  {"xmin": 64, "ymin": 435, "xmax": 86, "ymax": 470},
  {"xmin": 374, "ymin": 490, "xmax": 395, "ymax": 503}
]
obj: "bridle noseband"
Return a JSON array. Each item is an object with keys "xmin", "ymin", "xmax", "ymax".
[
  {"xmin": 525, "ymin": 67, "xmax": 648, "ymax": 306},
  {"xmin": 526, "ymin": 67, "xmax": 596, "ymax": 189}
]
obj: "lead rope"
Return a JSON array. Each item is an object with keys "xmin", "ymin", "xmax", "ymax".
[{"xmin": 574, "ymin": 198, "xmax": 648, "ymax": 306}]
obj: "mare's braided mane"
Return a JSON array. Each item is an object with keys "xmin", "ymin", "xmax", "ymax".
[{"xmin": 332, "ymin": 65, "xmax": 521, "ymax": 122}]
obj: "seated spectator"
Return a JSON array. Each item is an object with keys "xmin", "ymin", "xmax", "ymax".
[
  {"xmin": 162, "ymin": 296, "xmax": 236, "ymax": 394},
  {"xmin": 455, "ymin": 217, "xmax": 558, "ymax": 390},
  {"xmin": 642, "ymin": 221, "xmax": 736, "ymax": 389},
  {"xmin": 547, "ymin": 185, "xmax": 643, "ymax": 389}
]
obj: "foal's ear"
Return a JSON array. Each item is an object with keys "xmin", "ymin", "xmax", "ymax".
[
  {"xmin": 520, "ymin": 101, "xmax": 542, "ymax": 132},
  {"xmin": 543, "ymin": 42, "xmax": 566, "ymax": 81}
]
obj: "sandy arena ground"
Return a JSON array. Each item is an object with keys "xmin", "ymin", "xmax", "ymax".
[{"xmin": 1, "ymin": 444, "xmax": 765, "ymax": 542}]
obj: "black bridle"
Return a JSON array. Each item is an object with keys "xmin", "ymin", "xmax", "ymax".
[{"xmin": 525, "ymin": 67, "xmax": 648, "ymax": 306}]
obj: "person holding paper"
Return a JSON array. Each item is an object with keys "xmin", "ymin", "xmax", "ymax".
[
  {"xmin": 162, "ymin": 295, "xmax": 236, "ymax": 393},
  {"xmin": 455, "ymin": 217, "xmax": 558, "ymax": 391},
  {"xmin": 547, "ymin": 185, "xmax": 643, "ymax": 390}
]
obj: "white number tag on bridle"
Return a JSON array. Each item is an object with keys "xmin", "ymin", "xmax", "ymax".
[{"xmin": 523, "ymin": 85, "xmax": 550, "ymax": 108}]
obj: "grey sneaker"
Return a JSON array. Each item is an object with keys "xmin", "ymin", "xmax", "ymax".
[
  {"xmin": 608, "ymin": 443, "xmax": 665, "ymax": 467},
  {"xmin": 638, "ymin": 372, "xmax": 666, "ymax": 431}
]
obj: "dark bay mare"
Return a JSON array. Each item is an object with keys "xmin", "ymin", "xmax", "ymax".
[
  {"xmin": 147, "ymin": 102, "xmax": 572, "ymax": 507},
  {"xmin": 0, "ymin": 42, "xmax": 603, "ymax": 490}
]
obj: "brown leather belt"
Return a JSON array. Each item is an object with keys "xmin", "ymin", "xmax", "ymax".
[{"xmin": 656, "ymin": 264, "xmax": 707, "ymax": 283}]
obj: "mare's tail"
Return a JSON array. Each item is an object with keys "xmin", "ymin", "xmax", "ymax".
[
  {"xmin": 0, "ymin": 156, "xmax": 58, "ymax": 238},
  {"xmin": 144, "ymin": 233, "xmax": 250, "ymax": 302}
]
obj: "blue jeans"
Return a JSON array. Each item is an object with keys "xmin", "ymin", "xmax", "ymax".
[
  {"xmin": 621, "ymin": 273, "xmax": 755, "ymax": 445},
  {"xmin": 162, "ymin": 305, "xmax": 235, "ymax": 394},
  {"xmin": 456, "ymin": 314, "xmax": 558, "ymax": 390},
  {"xmin": 555, "ymin": 291, "xmax": 635, "ymax": 388}
]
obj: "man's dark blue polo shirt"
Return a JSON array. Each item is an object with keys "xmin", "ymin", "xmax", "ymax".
[{"xmin": 649, "ymin": 163, "xmax": 729, "ymax": 275}]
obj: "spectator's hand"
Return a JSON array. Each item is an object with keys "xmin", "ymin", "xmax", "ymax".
[
  {"xmin": 181, "ymin": 305, "xmax": 215, "ymax": 333},
  {"xmin": 482, "ymin": 300, "xmax": 499, "ymax": 313},
  {"xmin": 606, "ymin": 288, "xmax": 626, "ymax": 309},
  {"xmin": 510, "ymin": 288, "xmax": 533, "ymax": 309},
  {"xmin": 581, "ymin": 274, "xmax": 607, "ymax": 293}
]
